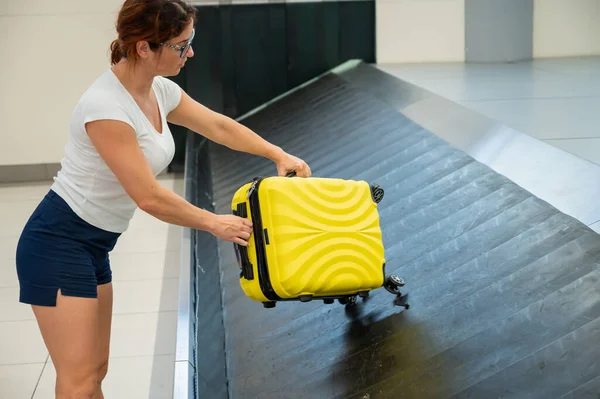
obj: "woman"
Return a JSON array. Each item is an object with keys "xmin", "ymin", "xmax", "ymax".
[{"xmin": 15, "ymin": 0, "xmax": 311, "ymax": 397}]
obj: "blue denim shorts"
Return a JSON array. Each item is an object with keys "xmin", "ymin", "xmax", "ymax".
[{"xmin": 16, "ymin": 190, "xmax": 121, "ymax": 306}]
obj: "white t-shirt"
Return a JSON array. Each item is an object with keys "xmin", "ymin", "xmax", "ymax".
[{"xmin": 50, "ymin": 68, "xmax": 182, "ymax": 233}]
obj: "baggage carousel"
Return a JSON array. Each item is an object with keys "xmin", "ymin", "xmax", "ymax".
[{"xmin": 175, "ymin": 60, "xmax": 600, "ymax": 399}]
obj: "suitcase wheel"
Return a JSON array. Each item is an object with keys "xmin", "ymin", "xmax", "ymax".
[
  {"xmin": 338, "ymin": 296, "xmax": 357, "ymax": 306},
  {"xmin": 370, "ymin": 184, "xmax": 384, "ymax": 204},
  {"xmin": 263, "ymin": 302, "xmax": 276, "ymax": 309},
  {"xmin": 384, "ymin": 274, "xmax": 405, "ymax": 294}
]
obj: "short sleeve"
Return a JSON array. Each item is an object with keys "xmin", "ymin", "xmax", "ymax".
[
  {"xmin": 154, "ymin": 76, "xmax": 182, "ymax": 114},
  {"xmin": 81, "ymin": 90, "xmax": 136, "ymax": 131}
]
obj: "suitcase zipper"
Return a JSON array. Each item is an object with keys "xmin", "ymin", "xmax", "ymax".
[{"xmin": 248, "ymin": 177, "xmax": 281, "ymax": 301}]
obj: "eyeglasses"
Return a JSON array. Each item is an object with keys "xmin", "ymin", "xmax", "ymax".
[{"xmin": 159, "ymin": 29, "xmax": 195, "ymax": 58}]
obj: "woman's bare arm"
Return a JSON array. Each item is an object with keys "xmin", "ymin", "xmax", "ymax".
[{"xmin": 167, "ymin": 90, "xmax": 312, "ymax": 177}]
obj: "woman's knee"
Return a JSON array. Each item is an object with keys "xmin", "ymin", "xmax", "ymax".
[{"xmin": 56, "ymin": 371, "xmax": 99, "ymax": 398}]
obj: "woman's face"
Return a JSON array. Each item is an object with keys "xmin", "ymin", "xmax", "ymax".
[{"xmin": 150, "ymin": 20, "xmax": 195, "ymax": 76}]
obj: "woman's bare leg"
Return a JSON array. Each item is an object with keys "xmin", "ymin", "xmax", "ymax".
[
  {"xmin": 95, "ymin": 283, "xmax": 113, "ymax": 399},
  {"xmin": 32, "ymin": 289, "xmax": 100, "ymax": 399}
]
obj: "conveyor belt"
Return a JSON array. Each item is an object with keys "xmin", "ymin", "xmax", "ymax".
[{"xmin": 199, "ymin": 63, "xmax": 600, "ymax": 398}]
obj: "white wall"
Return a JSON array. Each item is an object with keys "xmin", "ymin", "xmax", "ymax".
[
  {"xmin": 376, "ymin": 0, "xmax": 600, "ymax": 63},
  {"xmin": 0, "ymin": 0, "xmax": 124, "ymax": 166},
  {"xmin": 533, "ymin": 0, "xmax": 600, "ymax": 58},
  {"xmin": 376, "ymin": 0, "xmax": 465, "ymax": 64}
]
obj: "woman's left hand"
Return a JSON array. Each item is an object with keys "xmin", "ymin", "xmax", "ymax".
[{"xmin": 275, "ymin": 152, "xmax": 312, "ymax": 178}]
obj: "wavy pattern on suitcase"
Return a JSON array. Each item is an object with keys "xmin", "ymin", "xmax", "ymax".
[{"xmin": 260, "ymin": 177, "xmax": 385, "ymax": 297}]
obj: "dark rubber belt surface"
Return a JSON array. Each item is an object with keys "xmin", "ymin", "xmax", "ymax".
[{"xmin": 205, "ymin": 70, "xmax": 600, "ymax": 399}]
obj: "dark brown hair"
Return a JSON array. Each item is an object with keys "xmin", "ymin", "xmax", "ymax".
[{"xmin": 110, "ymin": 0, "xmax": 197, "ymax": 65}]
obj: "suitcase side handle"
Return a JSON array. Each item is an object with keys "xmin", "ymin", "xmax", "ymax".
[
  {"xmin": 233, "ymin": 203, "xmax": 254, "ymax": 280},
  {"xmin": 285, "ymin": 170, "xmax": 296, "ymax": 177}
]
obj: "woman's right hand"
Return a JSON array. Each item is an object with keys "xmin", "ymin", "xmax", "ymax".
[{"xmin": 209, "ymin": 214, "xmax": 253, "ymax": 246}]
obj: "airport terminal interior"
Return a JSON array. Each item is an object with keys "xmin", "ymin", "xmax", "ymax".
[{"xmin": 2, "ymin": 1, "xmax": 600, "ymax": 398}]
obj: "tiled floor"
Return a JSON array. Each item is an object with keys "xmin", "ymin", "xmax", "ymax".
[
  {"xmin": 0, "ymin": 175, "xmax": 183, "ymax": 399},
  {"xmin": 377, "ymin": 56, "xmax": 600, "ymax": 166}
]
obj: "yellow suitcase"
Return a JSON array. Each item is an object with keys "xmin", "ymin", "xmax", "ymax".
[{"xmin": 231, "ymin": 173, "xmax": 409, "ymax": 310}]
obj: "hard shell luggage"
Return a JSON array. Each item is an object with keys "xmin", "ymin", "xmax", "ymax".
[{"xmin": 231, "ymin": 173, "xmax": 409, "ymax": 310}]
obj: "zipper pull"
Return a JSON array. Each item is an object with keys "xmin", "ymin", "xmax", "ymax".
[{"xmin": 247, "ymin": 177, "xmax": 259, "ymax": 199}]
